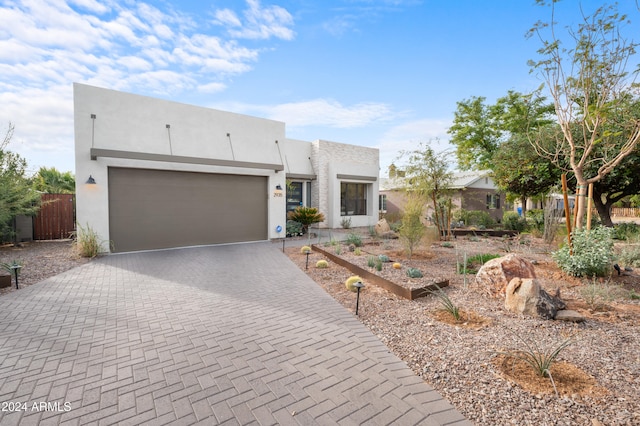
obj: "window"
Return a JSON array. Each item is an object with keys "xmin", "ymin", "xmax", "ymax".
[
  {"xmin": 486, "ymin": 193, "xmax": 500, "ymax": 209},
  {"xmin": 379, "ymin": 194, "xmax": 387, "ymax": 212},
  {"xmin": 341, "ymin": 183, "xmax": 368, "ymax": 216}
]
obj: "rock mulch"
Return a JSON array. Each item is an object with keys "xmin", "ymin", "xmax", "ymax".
[{"xmin": 286, "ymin": 234, "xmax": 640, "ymax": 426}]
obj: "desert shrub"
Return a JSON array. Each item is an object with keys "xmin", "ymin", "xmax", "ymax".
[
  {"xmin": 618, "ymin": 244, "xmax": 640, "ymax": 268},
  {"xmin": 300, "ymin": 246, "xmax": 311, "ymax": 254},
  {"xmin": 441, "ymin": 242, "xmax": 454, "ymax": 248},
  {"xmin": 334, "ymin": 245, "xmax": 342, "ymax": 255},
  {"xmin": 286, "ymin": 220, "xmax": 304, "ymax": 237},
  {"xmin": 499, "ymin": 333, "xmax": 574, "ymax": 378},
  {"xmin": 367, "ymin": 256, "xmax": 376, "ymax": 268},
  {"xmin": 613, "ymin": 222, "xmax": 640, "ymax": 241},
  {"xmin": 398, "ymin": 196, "xmax": 425, "ymax": 258},
  {"xmin": 287, "ymin": 207, "xmax": 325, "ymax": 233},
  {"xmin": 580, "ymin": 277, "xmax": 623, "ymax": 310},
  {"xmin": 315, "ymin": 260, "xmax": 328, "ymax": 268},
  {"xmin": 375, "ymin": 258, "xmax": 383, "ymax": 271},
  {"xmin": 344, "ymin": 232, "xmax": 363, "ymax": 247},
  {"xmin": 406, "ymin": 267, "xmax": 423, "ymax": 278},
  {"xmin": 454, "ymin": 209, "xmax": 495, "ymax": 229},
  {"xmin": 340, "ymin": 217, "xmax": 352, "ymax": 229},
  {"xmin": 424, "ymin": 284, "xmax": 460, "ymax": 320},
  {"xmin": 503, "ymin": 211, "xmax": 528, "ymax": 232},
  {"xmin": 552, "ymin": 226, "xmax": 614, "ymax": 277},
  {"xmin": 345, "ymin": 276, "xmax": 363, "ymax": 292},
  {"xmin": 526, "ymin": 209, "xmax": 545, "ymax": 233},
  {"xmin": 73, "ymin": 223, "xmax": 109, "ymax": 258}
]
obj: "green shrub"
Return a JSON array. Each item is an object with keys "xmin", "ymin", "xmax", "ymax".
[
  {"xmin": 340, "ymin": 217, "xmax": 352, "ymax": 229},
  {"xmin": 398, "ymin": 196, "xmax": 425, "ymax": 258},
  {"xmin": 613, "ymin": 222, "xmax": 640, "ymax": 241},
  {"xmin": 580, "ymin": 277, "xmax": 622, "ymax": 310},
  {"xmin": 552, "ymin": 226, "xmax": 614, "ymax": 277},
  {"xmin": 345, "ymin": 232, "xmax": 363, "ymax": 247},
  {"xmin": 345, "ymin": 276, "xmax": 363, "ymax": 292},
  {"xmin": 375, "ymin": 258, "xmax": 383, "ymax": 271},
  {"xmin": 454, "ymin": 209, "xmax": 495, "ymax": 229},
  {"xmin": 315, "ymin": 260, "xmax": 328, "ymax": 268},
  {"xmin": 503, "ymin": 211, "xmax": 527, "ymax": 232},
  {"xmin": 286, "ymin": 220, "xmax": 303, "ymax": 237},
  {"xmin": 526, "ymin": 209, "xmax": 545, "ymax": 233},
  {"xmin": 406, "ymin": 267, "xmax": 423, "ymax": 278},
  {"xmin": 618, "ymin": 244, "xmax": 640, "ymax": 268},
  {"xmin": 458, "ymin": 253, "xmax": 500, "ymax": 274},
  {"xmin": 367, "ymin": 256, "xmax": 376, "ymax": 268}
]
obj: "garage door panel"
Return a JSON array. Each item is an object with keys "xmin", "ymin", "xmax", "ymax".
[{"xmin": 109, "ymin": 168, "xmax": 267, "ymax": 252}]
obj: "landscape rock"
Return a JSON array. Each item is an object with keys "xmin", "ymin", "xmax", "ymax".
[
  {"xmin": 555, "ymin": 309, "xmax": 586, "ymax": 322},
  {"xmin": 476, "ymin": 253, "xmax": 536, "ymax": 297},
  {"xmin": 374, "ymin": 218, "xmax": 391, "ymax": 236},
  {"xmin": 505, "ymin": 278, "xmax": 567, "ymax": 319}
]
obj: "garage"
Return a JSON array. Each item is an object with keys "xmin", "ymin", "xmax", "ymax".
[{"xmin": 108, "ymin": 168, "xmax": 268, "ymax": 253}]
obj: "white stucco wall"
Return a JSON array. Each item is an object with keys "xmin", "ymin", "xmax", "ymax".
[
  {"xmin": 74, "ymin": 83, "xmax": 290, "ymax": 248},
  {"xmin": 312, "ymin": 139, "xmax": 379, "ymax": 228}
]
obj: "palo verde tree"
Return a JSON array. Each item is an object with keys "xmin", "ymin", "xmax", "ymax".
[
  {"xmin": 399, "ymin": 142, "xmax": 454, "ymax": 240},
  {"xmin": 0, "ymin": 123, "xmax": 41, "ymax": 241},
  {"xmin": 528, "ymin": 1, "xmax": 640, "ymax": 229}
]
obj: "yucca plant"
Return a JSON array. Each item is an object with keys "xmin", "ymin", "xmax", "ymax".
[
  {"xmin": 287, "ymin": 207, "xmax": 325, "ymax": 233},
  {"xmin": 425, "ymin": 284, "xmax": 460, "ymax": 321},
  {"xmin": 499, "ymin": 332, "xmax": 574, "ymax": 378}
]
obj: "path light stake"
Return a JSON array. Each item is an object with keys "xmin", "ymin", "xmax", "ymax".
[
  {"xmin": 353, "ymin": 281, "xmax": 365, "ymax": 315},
  {"xmin": 305, "ymin": 251, "xmax": 310, "ymax": 270},
  {"xmin": 10, "ymin": 264, "xmax": 21, "ymax": 289}
]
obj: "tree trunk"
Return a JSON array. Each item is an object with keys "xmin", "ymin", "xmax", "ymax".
[
  {"xmin": 520, "ymin": 196, "xmax": 527, "ymax": 218},
  {"xmin": 574, "ymin": 175, "xmax": 588, "ymax": 229},
  {"xmin": 592, "ymin": 194, "xmax": 614, "ymax": 227}
]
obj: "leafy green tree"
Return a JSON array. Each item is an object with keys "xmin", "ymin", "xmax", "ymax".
[
  {"xmin": 447, "ymin": 96, "xmax": 500, "ymax": 171},
  {"xmin": 32, "ymin": 167, "xmax": 75, "ymax": 194},
  {"xmin": 0, "ymin": 123, "xmax": 41, "ymax": 241},
  {"xmin": 528, "ymin": 2, "xmax": 640, "ymax": 229},
  {"xmin": 400, "ymin": 142, "xmax": 453, "ymax": 240}
]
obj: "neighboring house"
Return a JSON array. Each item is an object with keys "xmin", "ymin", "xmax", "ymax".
[
  {"xmin": 74, "ymin": 84, "xmax": 379, "ymax": 253},
  {"xmin": 378, "ymin": 170, "xmax": 505, "ymax": 223}
]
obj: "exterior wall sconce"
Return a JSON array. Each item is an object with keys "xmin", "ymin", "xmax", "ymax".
[
  {"xmin": 86, "ymin": 175, "xmax": 96, "ymax": 184},
  {"xmin": 276, "ymin": 184, "xmax": 283, "ymax": 190}
]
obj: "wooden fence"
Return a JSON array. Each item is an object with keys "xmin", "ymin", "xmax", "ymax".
[
  {"xmin": 611, "ymin": 207, "xmax": 640, "ymax": 218},
  {"xmin": 33, "ymin": 194, "xmax": 76, "ymax": 240}
]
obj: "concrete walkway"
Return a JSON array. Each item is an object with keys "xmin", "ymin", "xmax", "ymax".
[{"xmin": 0, "ymin": 242, "xmax": 470, "ymax": 425}]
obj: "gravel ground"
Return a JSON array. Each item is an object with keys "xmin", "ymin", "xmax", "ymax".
[
  {"xmin": 286, "ymin": 232, "xmax": 640, "ymax": 426},
  {"xmin": 2, "ymin": 237, "xmax": 639, "ymax": 425}
]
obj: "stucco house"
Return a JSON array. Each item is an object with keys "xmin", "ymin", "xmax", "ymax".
[
  {"xmin": 378, "ymin": 170, "xmax": 505, "ymax": 223},
  {"xmin": 74, "ymin": 84, "xmax": 379, "ymax": 253}
]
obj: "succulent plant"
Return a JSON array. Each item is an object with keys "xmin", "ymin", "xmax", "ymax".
[
  {"xmin": 367, "ymin": 256, "xmax": 376, "ymax": 268},
  {"xmin": 345, "ymin": 275, "xmax": 364, "ymax": 292},
  {"xmin": 300, "ymin": 246, "xmax": 312, "ymax": 254},
  {"xmin": 392, "ymin": 262, "xmax": 402, "ymax": 269},
  {"xmin": 378, "ymin": 254, "xmax": 390, "ymax": 263},
  {"xmin": 406, "ymin": 267, "xmax": 423, "ymax": 278},
  {"xmin": 316, "ymin": 260, "xmax": 329, "ymax": 268}
]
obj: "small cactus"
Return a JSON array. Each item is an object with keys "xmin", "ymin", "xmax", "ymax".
[
  {"xmin": 300, "ymin": 246, "xmax": 312, "ymax": 254},
  {"xmin": 392, "ymin": 262, "xmax": 402, "ymax": 269},
  {"xmin": 354, "ymin": 247, "xmax": 362, "ymax": 256},
  {"xmin": 345, "ymin": 276, "xmax": 364, "ymax": 292},
  {"xmin": 316, "ymin": 260, "xmax": 328, "ymax": 268},
  {"xmin": 367, "ymin": 256, "xmax": 376, "ymax": 268},
  {"xmin": 406, "ymin": 267, "xmax": 423, "ymax": 278},
  {"xmin": 378, "ymin": 254, "xmax": 390, "ymax": 263}
]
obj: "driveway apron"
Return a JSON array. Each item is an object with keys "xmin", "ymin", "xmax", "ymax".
[{"xmin": 0, "ymin": 242, "xmax": 470, "ymax": 425}]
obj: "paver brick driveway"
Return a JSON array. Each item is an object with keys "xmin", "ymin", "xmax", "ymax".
[{"xmin": 0, "ymin": 242, "xmax": 470, "ymax": 425}]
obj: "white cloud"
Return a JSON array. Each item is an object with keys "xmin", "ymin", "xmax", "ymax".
[
  {"xmin": 267, "ymin": 99, "xmax": 393, "ymax": 128},
  {"xmin": 214, "ymin": 0, "xmax": 295, "ymax": 40}
]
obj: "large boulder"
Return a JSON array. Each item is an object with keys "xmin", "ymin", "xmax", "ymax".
[
  {"xmin": 476, "ymin": 254, "xmax": 536, "ymax": 297},
  {"xmin": 505, "ymin": 278, "xmax": 567, "ymax": 320},
  {"xmin": 374, "ymin": 218, "xmax": 396, "ymax": 239}
]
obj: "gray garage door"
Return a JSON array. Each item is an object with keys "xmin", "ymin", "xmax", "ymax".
[{"xmin": 108, "ymin": 168, "xmax": 268, "ymax": 253}]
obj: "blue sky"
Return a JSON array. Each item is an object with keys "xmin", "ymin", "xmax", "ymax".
[{"xmin": 1, "ymin": 0, "xmax": 637, "ymax": 176}]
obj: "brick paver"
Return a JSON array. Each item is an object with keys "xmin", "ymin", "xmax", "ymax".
[{"xmin": 0, "ymin": 242, "xmax": 471, "ymax": 425}]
